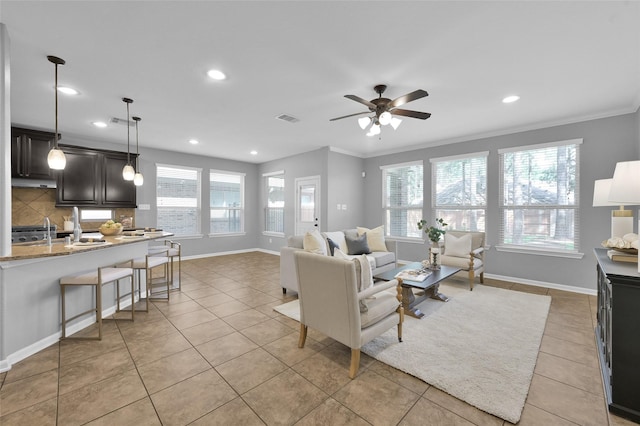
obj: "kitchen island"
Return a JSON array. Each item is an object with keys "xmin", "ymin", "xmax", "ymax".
[{"xmin": 0, "ymin": 232, "xmax": 173, "ymax": 372}]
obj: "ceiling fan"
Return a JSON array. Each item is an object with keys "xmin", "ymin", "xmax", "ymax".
[{"xmin": 330, "ymin": 84, "xmax": 431, "ymax": 136}]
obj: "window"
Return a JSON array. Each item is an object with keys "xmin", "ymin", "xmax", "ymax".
[
  {"xmin": 156, "ymin": 164, "xmax": 201, "ymax": 236},
  {"xmin": 80, "ymin": 209, "xmax": 113, "ymax": 221},
  {"xmin": 210, "ymin": 170, "xmax": 244, "ymax": 234},
  {"xmin": 431, "ymin": 152, "xmax": 487, "ymax": 232},
  {"xmin": 381, "ymin": 161, "xmax": 423, "ymax": 238},
  {"xmin": 499, "ymin": 139, "xmax": 581, "ymax": 254},
  {"xmin": 264, "ymin": 171, "xmax": 284, "ymax": 234}
]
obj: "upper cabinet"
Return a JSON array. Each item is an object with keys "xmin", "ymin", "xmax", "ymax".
[
  {"xmin": 56, "ymin": 145, "xmax": 137, "ymax": 208},
  {"xmin": 11, "ymin": 127, "xmax": 56, "ymax": 179}
]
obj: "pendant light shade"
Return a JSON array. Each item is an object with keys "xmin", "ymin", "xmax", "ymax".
[
  {"xmin": 132, "ymin": 116, "xmax": 143, "ymax": 186},
  {"xmin": 47, "ymin": 55, "xmax": 66, "ymax": 170},
  {"xmin": 122, "ymin": 98, "xmax": 135, "ymax": 181},
  {"xmin": 358, "ymin": 116, "xmax": 371, "ymax": 130}
]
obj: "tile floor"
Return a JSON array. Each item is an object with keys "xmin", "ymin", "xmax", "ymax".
[{"xmin": 0, "ymin": 251, "xmax": 636, "ymax": 425}]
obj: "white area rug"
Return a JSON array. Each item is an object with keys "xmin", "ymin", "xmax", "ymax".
[{"xmin": 273, "ymin": 282, "xmax": 551, "ymax": 424}]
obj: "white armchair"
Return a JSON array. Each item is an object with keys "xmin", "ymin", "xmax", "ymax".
[
  {"xmin": 294, "ymin": 251, "xmax": 404, "ymax": 378},
  {"xmin": 440, "ymin": 230, "xmax": 485, "ymax": 290}
]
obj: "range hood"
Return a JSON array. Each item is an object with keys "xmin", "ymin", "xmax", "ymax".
[{"xmin": 11, "ymin": 178, "xmax": 57, "ymax": 188}]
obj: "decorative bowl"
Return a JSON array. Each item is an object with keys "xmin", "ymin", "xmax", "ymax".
[{"xmin": 99, "ymin": 226, "xmax": 123, "ymax": 236}]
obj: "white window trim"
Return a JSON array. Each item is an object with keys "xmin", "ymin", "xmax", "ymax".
[
  {"xmin": 498, "ymin": 139, "xmax": 581, "ymax": 257},
  {"xmin": 209, "ymin": 169, "xmax": 245, "ymax": 235},
  {"xmin": 381, "ymin": 160, "xmax": 424, "ymax": 240},
  {"xmin": 156, "ymin": 163, "xmax": 202, "ymax": 237},
  {"xmin": 264, "ymin": 171, "xmax": 285, "ymax": 236},
  {"xmin": 262, "ymin": 169, "xmax": 285, "ymax": 177},
  {"xmin": 429, "ymin": 151, "xmax": 489, "ymax": 163}
]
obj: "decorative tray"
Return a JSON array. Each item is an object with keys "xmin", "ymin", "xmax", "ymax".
[{"xmin": 610, "ymin": 247, "xmax": 638, "ymax": 255}]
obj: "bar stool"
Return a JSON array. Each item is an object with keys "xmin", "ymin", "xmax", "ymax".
[
  {"xmin": 60, "ymin": 262, "xmax": 134, "ymax": 340},
  {"xmin": 148, "ymin": 240, "xmax": 181, "ymax": 292},
  {"xmin": 127, "ymin": 251, "xmax": 171, "ymax": 311}
]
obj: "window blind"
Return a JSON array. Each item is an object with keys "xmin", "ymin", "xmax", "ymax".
[
  {"xmin": 381, "ymin": 161, "xmax": 423, "ymax": 238},
  {"xmin": 156, "ymin": 164, "xmax": 201, "ymax": 235}
]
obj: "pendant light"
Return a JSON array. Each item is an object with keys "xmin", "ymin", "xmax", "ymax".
[
  {"xmin": 132, "ymin": 116, "xmax": 143, "ymax": 186},
  {"xmin": 47, "ymin": 56, "xmax": 66, "ymax": 170},
  {"xmin": 121, "ymin": 97, "xmax": 135, "ymax": 181}
]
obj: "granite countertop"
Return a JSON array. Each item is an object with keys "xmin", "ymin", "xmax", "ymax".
[{"xmin": 2, "ymin": 232, "xmax": 174, "ymax": 261}]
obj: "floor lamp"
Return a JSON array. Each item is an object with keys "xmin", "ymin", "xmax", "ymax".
[
  {"xmin": 593, "ymin": 178, "xmax": 633, "ymax": 238},
  {"xmin": 608, "ymin": 161, "xmax": 640, "ymax": 271}
]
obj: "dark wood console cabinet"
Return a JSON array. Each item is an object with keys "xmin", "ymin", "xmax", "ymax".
[
  {"xmin": 11, "ymin": 127, "xmax": 56, "ymax": 179},
  {"xmin": 56, "ymin": 145, "xmax": 137, "ymax": 208},
  {"xmin": 594, "ymin": 248, "xmax": 640, "ymax": 423}
]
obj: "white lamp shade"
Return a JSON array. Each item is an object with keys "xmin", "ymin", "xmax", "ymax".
[
  {"xmin": 369, "ymin": 124, "xmax": 381, "ymax": 135},
  {"xmin": 47, "ymin": 148, "xmax": 66, "ymax": 170},
  {"xmin": 390, "ymin": 117, "xmax": 402, "ymax": 130},
  {"xmin": 133, "ymin": 172, "xmax": 144, "ymax": 186},
  {"xmin": 593, "ymin": 179, "xmax": 619, "ymax": 207},
  {"xmin": 358, "ymin": 116, "xmax": 371, "ymax": 130},
  {"xmin": 609, "ymin": 161, "xmax": 640, "ymax": 204},
  {"xmin": 379, "ymin": 111, "xmax": 392, "ymax": 126},
  {"xmin": 122, "ymin": 164, "xmax": 135, "ymax": 181}
]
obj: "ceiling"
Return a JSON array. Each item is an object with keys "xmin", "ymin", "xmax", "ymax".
[{"xmin": 2, "ymin": 1, "xmax": 639, "ymax": 164}]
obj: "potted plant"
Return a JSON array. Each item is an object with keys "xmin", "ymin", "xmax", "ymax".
[{"xmin": 417, "ymin": 218, "xmax": 448, "ymax": 269}]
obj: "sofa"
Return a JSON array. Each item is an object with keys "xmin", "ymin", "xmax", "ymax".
[{"xmin": 280, "ymin": 227, "xmax": 397, "ymax": 294}]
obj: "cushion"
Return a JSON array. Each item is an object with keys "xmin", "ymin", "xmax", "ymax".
[
  {"xmin": 346, "ymin": 234, "xmax": 371, "ymax": 255},
  {"xmin": 323, "ymin": 231, "xmax": 347, "ymax": 252},
  {"xmin": 303, "ymin": 229, "xmax": 327, "ymax": 255},
  {"xmin": 357, "ymin": 225, "xmax": 387, "ymax": 252},
  {"xmin": 366, "ymin": 251, "xmax": 396, "ymax": 269},
  {"xmin": 326, "ymin": 237, "xmax": 340, "ymax": 256},
  {"xmin": 353, "ymin": 254, "xmax": 374, "ymax": 313},
  {"xmin": 360, "ymin": 290, "xmax": 400, "ymax": 328},
  {"xmin": 444, "ymin": 233, "xmax": 472, "ymax": 258}
]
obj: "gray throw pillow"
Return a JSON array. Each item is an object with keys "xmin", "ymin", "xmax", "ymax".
[
  {"xmin": 326, "ymin": 237, "xmax": 340, "ymax": 256},
  {"xmin": 346, "ymin": 234, "xmax": 371, "ymax": 255}
]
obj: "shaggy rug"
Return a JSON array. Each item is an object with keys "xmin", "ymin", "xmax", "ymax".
[{"xmin": 273, "ymin": 282, "xmax": 551, "ymax": 424}]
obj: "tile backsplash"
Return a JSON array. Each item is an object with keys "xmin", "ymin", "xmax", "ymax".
[{"xmin": 12, "ymin": 187, "xmax": 135, "ymax": 230}]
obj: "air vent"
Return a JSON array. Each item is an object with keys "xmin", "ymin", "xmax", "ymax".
[
  {"xmin": 110, "ymin": 117, "xmax": 135, "ymax": 127},
  {"xmin": 275, "ymin": 114, "xmax": 300, "ymax": 123}
]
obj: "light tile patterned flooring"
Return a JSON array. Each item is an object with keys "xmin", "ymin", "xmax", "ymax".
[{"xmin": 0, "ymin": 251, "xmax": 636, "ymax": 425}]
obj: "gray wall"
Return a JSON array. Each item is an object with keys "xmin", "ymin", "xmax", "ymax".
[
  {"xmin": 60, "ymin": 135, "xmax": 260, "ymax": 257},
  {"xmin": 326, "ymin": 149, "xmax": 365, "ymax": 231},
  {"xmin": 363, "ymin": 112, "xmax": 639, "ymax": 291}
]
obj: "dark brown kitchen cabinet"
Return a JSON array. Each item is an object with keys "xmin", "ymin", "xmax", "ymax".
[
  {"xmin": 56, "ymin": 145, "xmax": 137, "ymax": 208},
  {"xmin": 11, "ymin": 127, "xmax": 57, "ymax": 179}
]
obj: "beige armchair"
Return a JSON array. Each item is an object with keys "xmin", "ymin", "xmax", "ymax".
[
  {"xmin": 440, "ymin": 230, "xmax": 485, "ymax": 290},
  {"xmin": 294, "ymin": 251, "xmax": 404, "ymax": 378}
]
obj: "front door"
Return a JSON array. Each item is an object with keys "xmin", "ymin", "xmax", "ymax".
[{"xmin": 295, "ymin": 176, "xmax": 321, "ymax": 235}]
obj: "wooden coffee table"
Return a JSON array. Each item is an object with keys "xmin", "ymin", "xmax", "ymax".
[{"xmin": 374, "ymin": 262, "xmax": 461, "ymax": 319}]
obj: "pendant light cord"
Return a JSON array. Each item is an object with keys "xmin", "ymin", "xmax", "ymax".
[
  {"xmin": 54, "ymin": 62, "xmax": 59, "ymax": 149},
  {"xmin": 126, "ymin": 101, "xmax": 131, "ymax": 164}
]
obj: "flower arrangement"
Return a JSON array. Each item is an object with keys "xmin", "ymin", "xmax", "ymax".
[{"xmin": 417, "ymin": 217, "xmax": 448, "ymax": 243}]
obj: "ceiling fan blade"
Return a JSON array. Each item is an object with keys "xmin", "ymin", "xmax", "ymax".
[
  {"xmin": 388, "ymin": 89, "xmax": 429, "ymax": 108},
  {"xmin": 391, "ymin": 109, "xmax": 432, "ymax": 120},
  {"xmin": 329, "ymin": 111, "xmax": 371, "ymax": 121},
  {"xmin": 344, "ymin": 95, "xmax": 376, "ymax": 109}
]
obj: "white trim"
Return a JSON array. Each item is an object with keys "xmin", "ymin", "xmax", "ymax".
[
  {"xmin": 495, "ymin": 244, "xmax": 585, "ymax": 259},
  {"xmin": 209, "ymin": 169, "xmax": 246, "ymax": 177},
  {"xmin": 497, "ymin": 138, "xmax": 583, "ymax": 154},
  {"xmin": 262, "ymin": 231, "xmax": 285, "ymax": 238},
  {"xmin": 484, "ymin": 273, "xmax": 596, "ymax": 296},
  {"xmin": 380, "ymin": 160, "xmax": 423, "ymax": 170},
  {"xmin": 207, "ymin": 232, "xmax": 246, "ymax": 238},
  {"xmin": 262, "ymin": 169, "xmax": 284, "ymax": 177},
  {"xmin": 386, "ymin": 236, "xmax": 426, "ymax": 244},
  {"xmin": 328, "ymin": 145, "xmax": 363, "ymax": 158},
  {"xmin": 429, "ymin": 151, "xmax": 489, "ymax": 163}
]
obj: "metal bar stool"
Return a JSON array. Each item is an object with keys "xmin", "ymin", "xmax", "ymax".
[
  {"xmin": 60, "ymin": 262, "xmax": 134, "ymax": 340},
  {"xmin": 148, "ymin": 240, "xmax": 181, "ymax": 292},
  {"xmin": 127, "ymin": 251, "xmax": 171, "ymax": 309}
]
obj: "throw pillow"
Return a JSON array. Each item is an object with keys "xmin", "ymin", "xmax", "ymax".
[
  {"xmin": 357, "ymin": 225, "xmax": 387, "ymax": 252},
  {"xmin": 334, "ymin": 248, "xmax": 349, "ymax": 259},
  {"xmin": 345, "ymin": 233, "xmax": 371, "ymax": 255},
  {"xmin": 323, "ymin": 231, "xmax": 347, "ymax": 252},
  {"xmin": 326, "ymin": 237, "xmax": 340, "ymax": 256},
  {"xmin": 445, "ymin": 233, "xmax": 472, "ymax": 258},
  {"xmin": 303, "ymin": 229, "xmax": 327, "ymax": 255}
]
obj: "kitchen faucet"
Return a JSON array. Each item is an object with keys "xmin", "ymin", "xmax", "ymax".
[
  {"xmin": 43, "ymin": 217, "xmax": 51, "ymax": 247},
  {"xmin": 72, "ymin": 206, "xmax": 82, "ymax": 242}
]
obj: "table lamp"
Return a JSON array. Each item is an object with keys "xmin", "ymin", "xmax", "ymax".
[
  {"xmin": 608, "ymin": 160, "xmax": 640, "ymax": 271},
  {"xmin": 593, "ymin": 178, "xmax": 633, "ymax": 238}
]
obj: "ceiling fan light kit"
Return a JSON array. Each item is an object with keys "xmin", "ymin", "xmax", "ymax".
[{"xmin": 330, "ymin": 84, "xmax": 431, "ymax": 137}]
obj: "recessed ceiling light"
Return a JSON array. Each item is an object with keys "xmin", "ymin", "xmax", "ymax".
[
  {"xmin": 502, "ymin": 95, "xmax": 520, "ymax": 104},
  {"xmin": 92, "ymin": 121, "xmax": 107, "ymax": 128},
  {"xmin": 188, "ymin": 139, "xmax": 199, "ymax": 145},
  {"xmin": 207, "ymin": 69, "xmax": 226, "ymax": 80},
  {"xmin": 58, "ymin": 86, "xmax": 79, "ymax": 95},
  {"xmin": 250, "ymin": 150, "xmax": 258, "ymax": 155}
]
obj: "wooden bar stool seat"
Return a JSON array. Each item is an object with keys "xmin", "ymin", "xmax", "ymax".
[{"xmin": 60, "ymin": 263, "xmax": 134, "ymax": 340}]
